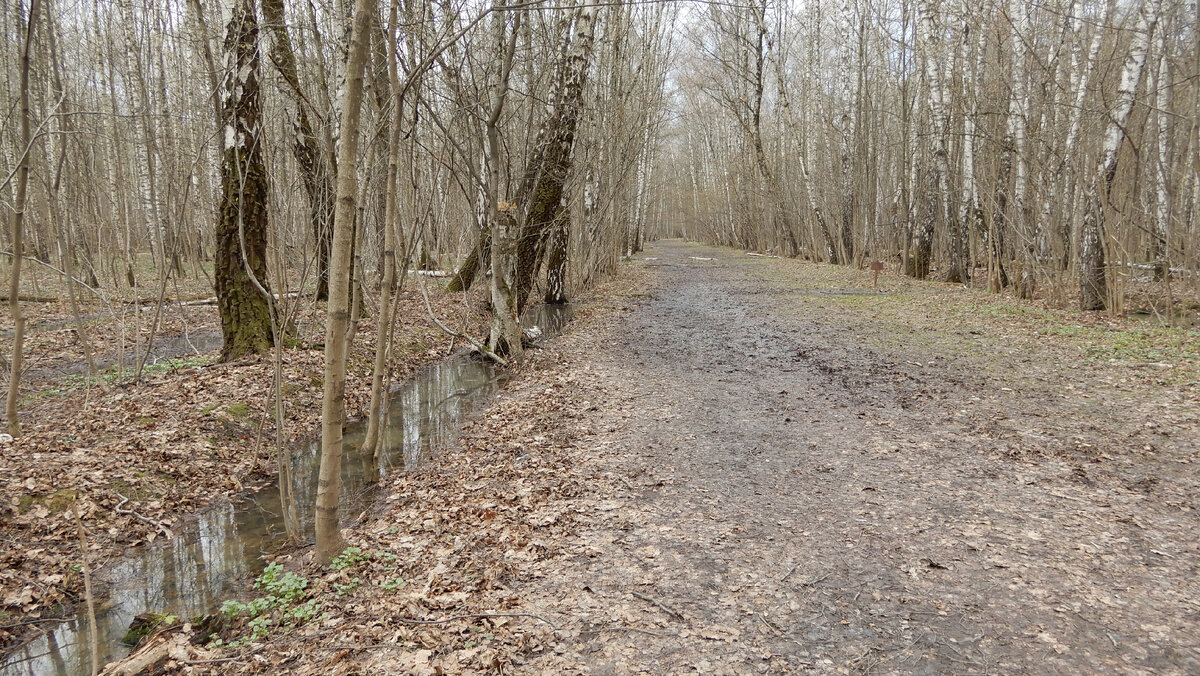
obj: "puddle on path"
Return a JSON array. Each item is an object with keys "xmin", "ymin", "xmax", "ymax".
[{"xmin": 1, "ymin": 304, "xmax": 573, "ymax": 676}]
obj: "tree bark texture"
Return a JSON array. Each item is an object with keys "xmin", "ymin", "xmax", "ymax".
[
  {"xmin": 315, "ymin": 0, "xmax": 376, "ymax": 563},
  {"xmin": 6, "ymin": 0, "xmax": 41, "ymax": 436},
  {"xmin": 512, "ymin": 5, "xmax": 598, "ymax": 312},
  {"xmin": 215, "ymin": 0, "xmax": 275, "ymax": 362},
  {"xmin": 1079, "ymin": 0, "xmax": 1161, "ymax": 310},
  {"xmin": 261, "ymin": 0, "xmax": 335, "ymax": 301}
]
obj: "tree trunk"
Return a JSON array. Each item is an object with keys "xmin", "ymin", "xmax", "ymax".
[
  {"xmin": 1008, "ymin": 0, "xmax": 1034, "ymax": 299},
  {"xmin": 1151, "ymin": 30, "xmax": 1170, "ymax": 281},
  {"xmin": 364, "ymin": 3, "xmax": 404, "ymax": 458},
  {"xmin": 261, "ymin": 0, "xmax": 336, "ymax": 301},
  {"xmin": 215, "ymin": 0, "xmax": 275, "ymax": 362},
  {"xmin": 544, "ymin": 212, "xmax": 569, "ymax": 304},
  {"xmin": 446, "ymin": 229, "xmax": 489, "ymax": 292},
  {"xmin": 917, "ymin": 0, "xmax": 962, "ymax": 282},
  {"xmin": 486, "ymin": 4, "xmax": 522, "ymax": 358},
  {"xmin": 315, "ymin": 0, "xmax": 375, "ymax": 564},
  {"xmin": 1080, "ymin": 0, "xmax": 1160, "ymax": 310},
  {"xmin": 512, "ymin": 4, "xmax": 599, "ymax": 312},
  {"xmin": 6, "ymin": 0, "xmax": 41, "ymax": 437},
  {"xmin": 1060, "ymin": 6, "xmax": 1107, "ymax": 269}
]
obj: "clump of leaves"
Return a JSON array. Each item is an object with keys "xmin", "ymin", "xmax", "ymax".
[
  {"xmin": 328, "ymin": 546, "xmax": 368, "ymax": 570},
  {"xmin": 214, "ymin": 563, "xmax": 320, "ymax": 647}
]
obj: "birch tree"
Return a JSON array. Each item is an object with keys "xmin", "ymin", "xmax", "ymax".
[
  {"xmin": 1079, "ymin": 0, "xmax": 1162, "ymax": 310},
  {"xmin": 214, "ymin": 0, "xmax": 275, "ymax": 361}
]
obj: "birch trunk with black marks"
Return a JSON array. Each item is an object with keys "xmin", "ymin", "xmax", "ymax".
[
  {"xmin": 916, "ymin": 0, "xmax": 962, "ymax": 281},
  {"xmin": 215, "ymin": 0, "xmax": 274, "ymax": 362},
  {"xmin": 1151, "ymin": 28, "xmax": 1171, "ymax": 281},
  {"xmin": 1079, "ymin": 0, "xmax": 1161, "ymax": 311},
  {"xmin": 959, "ymin": 19, "xmax": 985, "ymax": 273},
  {"xmin": 512, "ymin": 4, "xmax": 599, "ymax": 312},
  {"xmin": 1059, "ymin": 1, "xmax": 1108, "ymax": 269},
  {"xmin": 1008, "ymin": 0, "xmax": 1034, "ymax": 298}
]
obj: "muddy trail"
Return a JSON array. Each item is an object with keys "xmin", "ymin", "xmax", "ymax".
[{"xmin": 512, "ymin": 241, "xmax": 1199, "ymax": 675}]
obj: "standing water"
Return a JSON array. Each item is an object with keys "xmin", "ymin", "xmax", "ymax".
[{"xmin": 1, "ymin": 305, "xmax": 574, "ymax": 676}]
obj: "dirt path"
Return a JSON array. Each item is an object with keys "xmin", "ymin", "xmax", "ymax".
[{"xmin": 515, "ymin": 241, "xmax": 1199, "ymax": 675}]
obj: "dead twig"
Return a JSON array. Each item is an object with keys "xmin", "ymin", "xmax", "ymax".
[
  {"xmin": 395, "ymin": 612, "xmax": 557, "ymax": 631},
  {"xmin": 756, "ymin": 612, "xmax": 783, "ymax": 636},
  {"xmin": 600, "ymin": 625, "xmax": 666, "ymax": 637},
  {"xmin": 113, "ymin": 492, "xmax": 173, "ymax": 539},
  {"xmin": 632, "ymin": 591, "xmax": 685, "ymax": 622},
  {"xmin": 416, "ymin": 274, "xmax": 507, "ymax": 366}
]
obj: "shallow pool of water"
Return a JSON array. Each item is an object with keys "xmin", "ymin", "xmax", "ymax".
[{"xmin": 1, "ymin": 304, "xmax": 573, "ymax": 676}]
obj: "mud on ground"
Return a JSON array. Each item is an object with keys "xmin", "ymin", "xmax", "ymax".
[{"xmin": 131, "ymin": 241, "xmax": 1197, "ymax": 675}]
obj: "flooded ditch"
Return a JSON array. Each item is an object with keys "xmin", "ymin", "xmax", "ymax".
[{"xmin": 1, "ymin": 304, "xmax": 574, "ymax": 676}]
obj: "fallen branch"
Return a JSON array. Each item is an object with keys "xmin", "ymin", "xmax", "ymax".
[
  {"xmin": 1119, "ymin": 262, "xmax": 1195, "ymax": 276},
  {"xmin": 416, "ymin": 274, "xmax": 507, "ymax": 366},
  {"xmin": 394, "ymin": 612, "xmax": 556, "ymax": 630},
  {"xmin": 632, "ymin": 591, "xmax": 685, "ymax": 622},
  {"xmin": 100, "ymin": 640, "xmax": 169, "ymax": 676},
  {"xmin": 113, "ymin": 493, "xmax": 173, "ymax": 540},
  {"xmin": 0, "ymin": 294, "xmax": 61, "ymax": 303}
]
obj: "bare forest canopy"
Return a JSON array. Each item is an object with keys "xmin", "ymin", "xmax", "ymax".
[{"xmin": 2, "ymin": 0, "xmax": 1198, "ymax": 336}]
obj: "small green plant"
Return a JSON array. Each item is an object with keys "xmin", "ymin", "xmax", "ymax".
[
  {"xmin": 142, "ymin": 355, "xmax": 212, "ymax": 375},
  {"xmin": 333, "ymin": 578, "xmax": 361, "ymax": 596},
  {"xmin": 329, "ymin": 546, "xmax": 369, "ymax": 570},
  {"xmin": 284, "ymin": 599, "xmax": 322, "ymax": 624},
  {"xmin": 254, "ymin": 562, "xmax": 308, "ymax": 604},
  {"xmin": 215, "ymin": 563, "xmax": 318, "ymax": 646},
  {"xmin": 246, "ymin": 616, "xmax": 271, "ymax": 641},
  {"xmin": 380, "ymin": 577, "xmax": 406, "ymax": 592}
]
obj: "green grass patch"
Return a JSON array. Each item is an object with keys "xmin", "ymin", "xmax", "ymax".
[{"xmin": 17, "ymin": 489, "xmax": 79, "ymax": 515}]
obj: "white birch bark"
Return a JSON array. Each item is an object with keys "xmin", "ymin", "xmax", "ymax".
[
  {"xmin": 1060, "ymin": 0, "xmax": 1108, "ymax": 262},
  {"xmin": 1151, "ymin": 29, "xmax": 1170, "ymax": 278},
  {"xmin": 1079, "ymin": 0, "xmax": 1162, "ymax": 310},
  {"xmin": 915, "ymin": 0, "xmax": 954, "ymax": 279},
  {"xmin": 959, "ymin": 11, "xmax": 986, "ymax": 261},
  {"xmin": 1008, "ymin": 0, "xmax": 1033, "ymax": 296}
]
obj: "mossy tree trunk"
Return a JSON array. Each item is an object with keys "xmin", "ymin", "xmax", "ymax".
[
  {"xmin": 446, "ymin": 228, "xmax": 489, "ymax": 292},
  {"xmin": 215, "ymin": 0, "xmax": 274, "ymax": 363},
  {"xmin": 512, "ymin": 5, "xmax": 598, "ymax": 312}
]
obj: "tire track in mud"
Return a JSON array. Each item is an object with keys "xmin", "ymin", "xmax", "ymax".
[{"xmin": 519, "ymin": 241, "xmax": 1199, "ymax": 675}]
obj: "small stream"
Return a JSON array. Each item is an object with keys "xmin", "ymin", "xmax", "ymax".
[{"xmin": 1, "ymin": 304, "xmax": 573, "ymax": 676}]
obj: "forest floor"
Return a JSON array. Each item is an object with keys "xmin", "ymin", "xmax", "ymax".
[
  {"xmin": 0, "ymin": 275, "xmax": 487, "ymax": 652},
  {"xmin": 141, "ymin": 239, "xmax": 1200, "ymax": 675}
]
